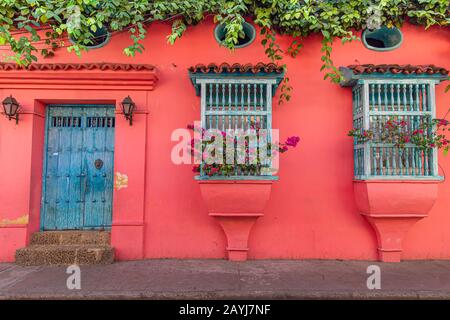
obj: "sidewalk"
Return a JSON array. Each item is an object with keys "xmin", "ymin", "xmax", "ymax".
[{"xmin": 1, "ymin": 259, "xmax": 450, "ymax": 299}]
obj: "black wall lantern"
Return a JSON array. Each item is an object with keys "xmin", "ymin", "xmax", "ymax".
[
  {"xmin": 2, "ymin": 95, "xmax": 20, "ymax": 124},
  {"xmin": 121, "ymin": 96, "xmax": 135, "ymax": 126}
]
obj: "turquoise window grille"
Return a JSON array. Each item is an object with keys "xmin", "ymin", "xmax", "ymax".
[
  {"xmin": 189, "ymin": 64, "xmax": 284, "ymax": 179},
  {"xmin": 341, "ymin": 66, "xmax": 448, "ymax": 180}
]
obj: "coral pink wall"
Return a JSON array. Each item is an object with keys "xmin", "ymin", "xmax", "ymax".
[{"xmin": 0, "ymin": 19, "xmax": 449, "ymax": 261}]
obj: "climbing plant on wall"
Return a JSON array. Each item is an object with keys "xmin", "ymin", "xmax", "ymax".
[{"xmin": 0, "ymin": 0, "xmax": 448, "ymax": 101}]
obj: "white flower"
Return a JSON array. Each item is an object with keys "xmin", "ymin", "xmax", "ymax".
[{"xmin": 67, "ymin": 5, "xmax": 81, "ymax": 32}]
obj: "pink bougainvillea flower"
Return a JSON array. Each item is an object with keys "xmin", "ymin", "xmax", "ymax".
[
  {"xmin": 207, "ymin": 167, "xmax": 219, "ymax": 176},
  {"xmin": 285, "ymin": 136, "xmax": 300, "ymax": 147},
  {"xmin": 438, "ymin": 119, "xmax": 449, "ymax": 127}
]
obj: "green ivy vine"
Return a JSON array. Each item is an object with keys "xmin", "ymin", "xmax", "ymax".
[{"xmin": 0, "ymin": 0, "xmax": 448, "ymax": 103}]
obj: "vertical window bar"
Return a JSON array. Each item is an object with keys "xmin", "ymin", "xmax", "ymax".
[
  {"xmin": 369, "ymin": 84, "xmax": 373, "ymax": 110},
  {"xmin": 199, "ymin": 82, "xmax": 206, "ymax": 176},
  {"xmin": 221, "ymin": 83, "xmax": 225, "ymax": 111},
  {"xmin": 429, "ymin": 149, "xmax": 434, "ymax": 176},
  {"xmin": 241, "ymin": 84, "xmax": 245, "ymax": 130},
  {"xmin": 405, "ymin": 147, "xmax": 409, "ymax": 175},
  {"xmin": 352, "ymin": 89, "xmax": 356, "ymax": 115},
  {"xmin": 424, "ymin": 148, "xmax": 429, "ymax": 175},
  {"xmin": 379, "ymin": 147, "xmax": 383, "ymax": 175},
  {"xmin": 415, "ymin": 84, "xmax": 420, "ymax": 112},
  {"xmin": 234, "ymin": 83, "xmax": 239, "ymax": 130},
  {"xmin": 220, "ymin": 84, "xmax": 224, "ymax": 132},
  {"xmin": 418, "ymin": 149, "xmax": 423, "ymax": 175},
  {"xmin": 215, "ymin": 83, "xmax": 219, "ymax": 129},
  {"xmin": 247, "ymin": 84, "xmax": 251, "ymax": 128},
  {"xmin": 377, "ymin": 84, "xmax": 382, "ymax": 111},
  {"xmin": 238, "ymin": 83, "xmax": 243, "ymax": 130},
  {"xmin": 385, "ymin": 147, "xmax": 390, "ymax": 175},
  {"xmin": 383, "ymin": 84, "xmax": 388, "ymax": 111},
  {"xmin": 390, "ymin": 84, "xmax": 394, "ymax": 111},
  {"xmin": 209, "ymin": 83, "xmax": 215, "ymax": 128},
  {"xmin": 260, "ymin": 84, "xmax": 264, "ymax": 111},
  {"xmin": 253, "ymin": 83, "xmax": 257, "ymax": 112},
  {"xmin": 424, "ymin": 85, "xmax": 429, "ymax": 113},
  {"xmin": 265, "ymin": 83, "xmax": 273, "ymax": 173},
  {"xmin": 228, "ymin": 83, "xmax": 232, "ymax": 130},
  {"xmin": 391, "ymin": 147, "xmax": 397, "ymax": 175},
  {"xmin": 372, "ymin": 147, "xmax": 377, "ymax": 175},
  {"xmin": 402, "ymin": 84, "xmax": 407, "ymax": 112},
  {"xmin": 408, "ymin": 84, "xmax": 413, "ymax": 112},
  {"xmin": 208, "ymin": 83, "xmax": 213, "ymax": 112}
]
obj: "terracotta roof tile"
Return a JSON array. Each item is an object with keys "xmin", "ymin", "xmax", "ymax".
[
  {"xmin": 189, "ymin": 63, "xmax": 284, "ymax": 74},
  {"xmin": 0, "ymin": 62, "xmax": 156, "ymax": 72},
  {"xmin": 347, "ymin": 64, "xmax": 448, "ymax": 75}
]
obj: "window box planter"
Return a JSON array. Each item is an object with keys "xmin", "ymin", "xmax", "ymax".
[
  {"xmin": 354, "ymin": 179, "xmax": 440, "ymax": 262},
  {"xmin": 197, "ymin": 177, "xmax": 276, "ymax": 261}
]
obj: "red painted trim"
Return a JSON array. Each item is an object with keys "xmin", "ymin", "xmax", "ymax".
[
  {"xmin": 0, "ymin": 65, "xmax": 158, "ymax": 91},
  {"xmin": 0, "ymin": 62, "xmax": 156, "ymax": 72}
]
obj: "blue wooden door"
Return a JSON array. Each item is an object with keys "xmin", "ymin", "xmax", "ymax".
[{"xmin": 41, "ymin": 105, "xmax": 115, "ymax": 230}]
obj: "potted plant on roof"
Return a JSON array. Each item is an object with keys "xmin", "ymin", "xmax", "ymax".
[{"xmin": 188, "ymin": 122, "xmax": 299, "ymax": 261}]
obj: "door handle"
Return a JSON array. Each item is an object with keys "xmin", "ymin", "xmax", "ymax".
[{"xmin": 95, "ymin": 159, "xmax": 103, "ymax": 169}]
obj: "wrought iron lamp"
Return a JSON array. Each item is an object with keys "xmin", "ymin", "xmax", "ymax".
[
  {"xmin": 2, "ymin": 95, "xmax": 20, "ymax": 124},
  {"xmin": 120, "ymin": 96, "xmax": 135, "ymax": 126}
]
